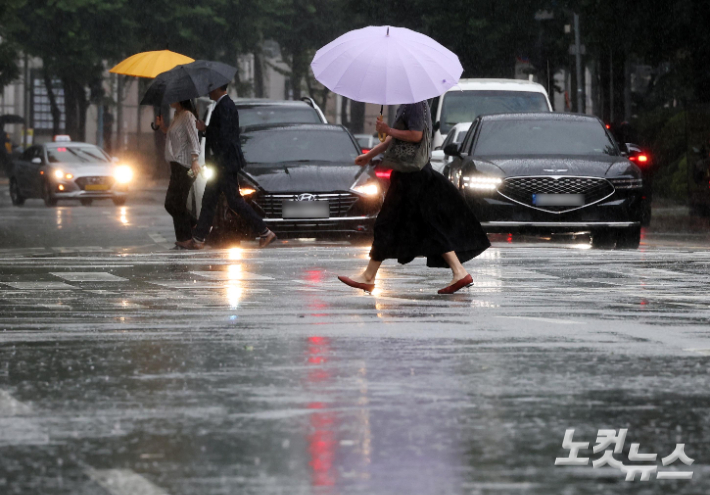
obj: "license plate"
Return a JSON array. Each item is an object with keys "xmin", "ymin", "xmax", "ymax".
[
  {"xmin": 282, "ymin": 200, "xmax": 329, "ymax": 219},
  {"xmin": 85, "ymin": 184, "xmax": 109, "ymax": 191},
  {"xmin": 532, "ymin": 194, "xmax": 585, "ymax": 206}
]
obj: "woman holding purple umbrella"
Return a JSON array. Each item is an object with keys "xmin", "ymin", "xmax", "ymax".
[
  {"xmin": 311, "ymin": 25, "xmax": 490, "ymax": 294},
  {"xmin": 337, "ymin": 100, "xmax": 490, "ymax": 295}
]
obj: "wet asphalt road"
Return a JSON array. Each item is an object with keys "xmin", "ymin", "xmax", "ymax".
[{"xmin": 1, "ymin": 190, "xmax": 710, "ymax": 495}]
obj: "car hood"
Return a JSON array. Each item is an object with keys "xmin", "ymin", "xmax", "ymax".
[
  {"xmin": 242, "ymin": 161, "xmax": 362, "ymax": 192},
  {"xmin": 471, "ymin": 155, "xmax": 636, "ymax": 178},
  {"xmin": 51, "ymin": 163, "xmax": 114, "ymax": 177}
]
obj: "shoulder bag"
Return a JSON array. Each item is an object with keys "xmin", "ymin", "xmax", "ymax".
[{"xmin": 381, "ymin": 102, "xmax": 431, "ymax": 173}]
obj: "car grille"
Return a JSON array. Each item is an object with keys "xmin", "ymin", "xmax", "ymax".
[
  {"xmin": 498, "ymin": 176, "xmax": 615, "ymax": 213},
  {"xmin": 253, "ymin": 193, "xmax": 358, "ymax": 218},
  {"xmin": 75, "ymin": 176, "xmax": 115, "ymax": 190}
]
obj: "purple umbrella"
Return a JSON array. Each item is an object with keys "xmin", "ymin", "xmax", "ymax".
[{"xmin": 311, "ymin": 25, "xmax": 463, "ymax": 106}]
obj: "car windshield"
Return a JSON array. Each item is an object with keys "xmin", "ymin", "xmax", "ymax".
[
  {"xmin": 241, "ymin": 129, "xmax": 359, "ymax": 164},
  {"xmin": 440, "ymin": 90, "xmax": 549, "ymax": 134},
  {"xmin": 238, "ymin": 106, "xmax": 321, "ymax": 127},
  {"xmin": 474, "ymin": 119, "xmax": 619, "ymax": 156},
  {"xmin": 47, "ymin": 146, "xmax": 109, "ymax": 164}
]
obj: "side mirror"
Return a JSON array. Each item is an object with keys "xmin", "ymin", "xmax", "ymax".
[
  {"xmin": 432, "ymin": 121, "xmax": 440, "ymax": 132},
  {"xmin": 443, "ymin": 143, "xmax": 460, "ymax": 157},
  {"xmin": 112, "ymin": 156, "xmax": 120, "ymax": 163},
  {"xmin": 31, "ymin": 157, "xmax": 42, "ymax": 164}
]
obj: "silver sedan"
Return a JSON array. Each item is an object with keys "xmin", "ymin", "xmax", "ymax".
[{"xmin": 9, "ymin": 142, "xmax": 134, "ymax": 207}]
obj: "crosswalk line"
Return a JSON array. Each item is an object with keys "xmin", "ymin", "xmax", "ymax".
[
  {"xmin": 190, "ymin": 270, "xmax": 274, "ymax": 281},
  {"xmin": 51, "ymin": 272, "xmax": 128, "ymax": 282},
  {"xmin": 2, "ymin": 281, "xmax": 76, "ymax": 290},
  {"xmin": 0, "ymin": 390, "xmax": 49, "ymax": 446},
  {"xmin": 84, "ymin": 468, "xmax": 171, "ymax": 495}
]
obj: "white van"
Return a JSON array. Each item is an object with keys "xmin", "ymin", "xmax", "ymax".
[{"xmin": 430, "ymin": 79, "xmax": 553, "ymax": 148}]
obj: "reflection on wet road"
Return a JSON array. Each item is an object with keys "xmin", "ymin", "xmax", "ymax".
[{"xmin": 0, "ymin": 197, "xmax": 709, "ymax": 494}]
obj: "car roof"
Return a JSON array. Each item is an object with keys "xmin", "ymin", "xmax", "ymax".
[
  {"xmin": 448, "ymin": 78, "xmax": 549, "ymax": 94},
  {"xmin": 242, "ymin": 123, "xmax": 346, "ymax": 133},
  {"xmin": 234, "ymin": 99, "xmax": 315, "ymax": 108},
  {"xmin": 479, "ymin": 112, "xmax": 603, "ymax": 123},
  {"xmin": 43, "ymin": 142, "xmax": 99, "ymax": 148}
]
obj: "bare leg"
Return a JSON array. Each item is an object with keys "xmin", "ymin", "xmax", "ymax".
[
  {"xmin": 441, "ymin": 251, "xmax": 469, "ymax": 285},
  {"xmin": 349, "ymin": 259, "xmax": 382, "ymax": 284}
]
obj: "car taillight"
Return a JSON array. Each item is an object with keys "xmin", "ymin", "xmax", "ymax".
[
  {"xmin": 361, "ymin": 148, "xmax": 371, "ymax": 154},
  {"xmin": 375, "ymin": 168, "xmax": 392, "ymax": 180},
  {"xmin": 629, "ymin": 154, "xmax": 651, "ymax": 165}
]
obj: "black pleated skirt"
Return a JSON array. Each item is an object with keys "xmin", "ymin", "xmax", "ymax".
[{"xmin": 370, "ymin": 163, "xmax": 491, "ymax": 268}]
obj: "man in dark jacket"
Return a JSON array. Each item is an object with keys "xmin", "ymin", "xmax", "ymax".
[{"xmin": 177, "ymin": 84, "xmax": 276, "ymax": 249}]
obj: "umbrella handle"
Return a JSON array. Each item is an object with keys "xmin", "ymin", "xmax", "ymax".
[
  {"xmin": 377, "ymin": 105, "xmax": 386, "ymax": 143},
  {"xmin": 151, "ymin": 109, "xmax": 162, "ymax": 131}
]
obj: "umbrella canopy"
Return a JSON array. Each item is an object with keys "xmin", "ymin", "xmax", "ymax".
[
  {"xmin": 109, "ymin": 50, "xmax": 195, "ymax": 79},
  {"xmin": 140, "ymin": 60, "xmax": 237, "ymax": 107},
  {"xmin": 311, "ymin": 26, "xmax": 463, "ymax": 105},
  {"xmin": 0, "ymin": 115, "xmax": 25, "ymax": 127}
]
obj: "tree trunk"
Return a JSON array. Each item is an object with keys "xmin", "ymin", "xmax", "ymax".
[
  {"xmin": 62, "ymin": 77, "xmax": 88, "ymax": 141},
  {"xmin": 350, "ymin": 101, "xmax": 366, "ymax": 134},
  {"xmin": 43, "ymin": 68, "xmax": 61, "ymax": 136},
  {"xmin": 253, "ymin": 49, "xmax": 264, "ymax": 98},
  {"xmin": 290, "ymin": 50, "xmax": 307, "ymax": 100},
  {"xmin": 340, "ymin": 97, "xmax": 349, "ymax": 129}
]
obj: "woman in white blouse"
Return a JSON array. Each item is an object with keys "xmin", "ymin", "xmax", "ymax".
[{"xmin": 155, "ymin": 100, "xmax": 201, "ymax": 246}]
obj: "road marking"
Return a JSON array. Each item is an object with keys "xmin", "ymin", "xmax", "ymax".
[
  {"xmin": 191, "ymin": 270, "xmax": 273, "ymax": 281},
  {"xmin": 496, "ymin": 316, "xmax": 587, "ymax": 325},
  {"xmin": 148, "ymin": 281, "xmax": 269, "ymax": 291},
  {"xmin": 685, "ymin": 348, "xmax": 710, "ymax": 356},
  {"xmin": 2, "ymin": 281, "xmax": 76, "ymax": 290},
  {"xmin": 0, "ymin": 390, "xmax": 49, "ymax": 446},
  {"xmin": 148, "ymin": 233, "xmax": 168, "ymax": 244},
  {"xmin": 0, "ymin": 390, "xmax": 32, "ymax": 415},
  {"xmin": 51, "ymin": 272, "xmax": 128, "ymax": 282},
  {"xmin": 85, "ymin": 468, "xmax": 170, "ymax": 495}
]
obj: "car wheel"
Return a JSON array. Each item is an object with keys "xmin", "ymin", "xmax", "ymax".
[
  {"xmin": 42, "ymin": 181, "xmax": 58, "ymax": 207},
  {"xmin": 591, "ymin": 230, "xmax": 616, "ymax": 249},
  {"xmin": 80, "ymin": 199, "xmax": 93, "ymax": 206},
  {"xmin": 9, "ymin": 178, "xmax": 25, "ymax": 206},
  {"xmin": 615, "ymin": 226, "xmax": 641, "ymax": 250},
  {"xmin": 112, "ymin": 197, "xmax": 127, "ymax": 206}
]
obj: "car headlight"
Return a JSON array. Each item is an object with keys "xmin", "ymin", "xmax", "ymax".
[
  {"xmin": 114, "ymin": 165, "xmax": 133, "ymax": 184},
  {"xmin": 203, "ymin": 167, "xmax": 215, "ymax": 180},
  {"xmin": 462, "ymin": 176, "xmax": 502, "ymax": 190},
  {"xmin": 352, "ymin": 183, "xmax": 379, "ymax": 196},
  {"xmin": 54, "ymin": 169, "xmax": 64, "ymax": 179},
  {"xmin": 609, "ymin": 178, "xmax": 643, "ymax": 190},
  {"xmin": 240, "ymin": 187, "xmax": 256, "ymax": 196}
]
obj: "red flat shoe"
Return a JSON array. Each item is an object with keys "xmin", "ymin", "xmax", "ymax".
[
  {"xmin": 338, "ymin": 276, "xmax": 375, "ymax": 293},
  {"xmin": 438, "ymin": 274, "xmax": 473, "ymax": 295}
]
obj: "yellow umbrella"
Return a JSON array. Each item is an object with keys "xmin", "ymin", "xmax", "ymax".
[{"xmin": 109, "ymin": 50, "xmax": 194, "ymax": 79}]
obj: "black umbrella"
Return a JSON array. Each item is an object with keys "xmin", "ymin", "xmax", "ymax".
[
  {"xmin": 140, "ymin": 60, "xmax": 237, "ymax": 107},
  {"xmin": 0, "ymin": 115, "xmax": 25, "ymax": 127}
]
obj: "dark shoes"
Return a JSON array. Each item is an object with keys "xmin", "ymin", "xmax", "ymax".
[
  {"xmin": 259, "ymin": 230, "xmax": 277, "ymax": 248},
  {"xmin": 175, "ymin": 239, "xmax": 206, "ymax": 250},
  {"xmin": 337, "ymin": 276, "xmax": 375, "ymax": 293},
  {"xmin": 438, "ymin": 274, "xmax": 474, "ymax": 295}
]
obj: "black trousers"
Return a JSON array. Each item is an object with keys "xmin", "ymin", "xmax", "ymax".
[
  {"xmin": 165, "ymin": 161, "xmax": 195, "ymax": 242},
  {"xmin": 193, "ymin": 166, "xmax": 267, "ymax": 242}
]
